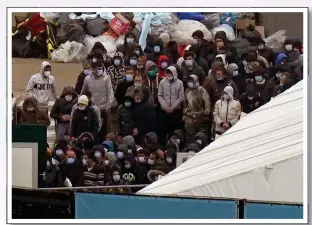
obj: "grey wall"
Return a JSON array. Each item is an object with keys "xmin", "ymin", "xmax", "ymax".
[{"xmin": 259, "ymin": 13, "xmax": 303, "ymax": 40}]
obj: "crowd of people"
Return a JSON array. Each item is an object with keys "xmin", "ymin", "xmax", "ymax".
[{"xmin": 12, "ymin": 26, "xmax": 303, "ymax": 192}]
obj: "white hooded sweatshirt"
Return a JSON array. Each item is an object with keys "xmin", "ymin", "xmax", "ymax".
[{"xmin": 26, "ymin": 61, "xmax": 57, "ymax": 110}]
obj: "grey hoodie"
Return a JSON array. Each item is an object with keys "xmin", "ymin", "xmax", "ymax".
[
  {"xmin": 26, "ymin": 61, "xmax": 57, "ymax": 110},
  {"xmin": 157, "ymin": 66, "xmax": 184, "ymax": 111}
]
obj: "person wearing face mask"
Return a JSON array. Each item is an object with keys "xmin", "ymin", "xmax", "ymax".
[
  {"xmin": 132, "ymin": 88, "xmax": 156, "ymax": 144},
  {"xmin": 157, "ymin": 66, "xmax": 184, "ymax": 146},
  {"xmin": 283, "ymin": 39, "xmax": 301, "ymax": 63},
  {"xmin": 168, "ymin": 129, "xmax": 186, "ymax": 151},
  {"xmin": 252, "ymin": 67, "xmax": 275, "ymax": 104},
  {"xmin": 70, "ymin": 90, "xmax": 102, "ymax": 133},
  {"xmin": 181, "ymin": 52, "xmax": 206, "ymax": 87},
  {"xmin": 46, "ymin": 148, "xmax": 61, "ymax": 187},
  {"xmin": 126, "ymin": 74, "xmax": 152, "ymax": 105},
  {"xmin": 117, "ymin": 92, "xmax": 135, "ymax": 137},
  {"xmin": 191, "ymin": 30, "xmax": 214, "ymax": 64},
  {"xmin": 145, "ymin": 61, "xmax": 160, "ymax": 107},
  {"xmin": 115, "ymin": 144, "xmax": 128, "ymax": 167},
  {"xmin": 213, "ymin": 86, "xmax": 241, "ymax": 138},
  {"xmin": 59, "ymin": 150, "xmax": 84, "ymax": 187},
  {"xmin": 92, "ymin": 144, "xmax": 106, "ymax": 165},
  {"xmin": 157, "ymin": 54, "xmax": 171, "ymax": 79},
  {"xmin": 183, "ymin": 75, "xmax": 211, "ymax": 142},
  {"xmin": 82, "ymin": 152, "xmax": 104, "ymax": 187},
  {"xmin": 163, "ymin": 148, "xmax": 177, "ymax": 173},
  {"xmin": 107, "ymin": 52, "xmax": 126, "ymax": 95},
  {"xmin": 115, "ymin": 67, "xmax": 135, "ymax": 105},
  {"xmin": 274, "ymin": 52, "xmax": 288, "ymax": 66},
  {"xmin": 227, "ymin": 63, "xmax": 246, "ymax": 95},
  {"xmin": 88, "ymin": 42, "xmax": 112, "ymax": 70},
  {"xmin": 177, "ymin": 45, "xmax": 192, "ymax": 68},
  {"xmin": 121, "ymin": 155, "xmax": 137, "ymax": 185},
  {"xmin": 188, "ymin": 45, "xmax": 209, "ymax": 74},
  {"xmin": 26, "ymin": 61, "xmax": 57, "ymax": 114},
  {"xmin": 250, "ymin": 37, "xmax": 274, "ymax": 65},
  {"xmin": 273, "ymin": 71, "xmax": 293, "ymax": 97},
  {"xmin": 106, "ymin": 168, "xmax": 131, "ymax": 193},
  {"xmin": 127, "ymin": 52, "xmax": 139, "ymax": 70},
  {"xmin": 147, "ymin": 38, "xmax": 164, "ymax": 64},
  {"xmin": 19, "ymin": 97, "xmax": 51, "ymax": 126},
  {"xmin": 244, "ymin": 52, "xmax": 267, "ymax": 77},
  {"xmin": 193, "ymin": 131, "xmax": 208, "ymax": 150},
  {"xmin": 75, "ymin": 59, "xmax": 92, "ymax": 95},
  {"xmin": 71, "ymin": 95, "xmax": 99, "ymax": 139},
  {"xmin": 209, "ymin": 65, "xmax": 239, "ymax": 107},
  {"xmin": 105, "ymin": 151, "xmax": 120, "ymax": 181},
  {"xmin": 50, "ymin": 86, "xmax": 78, "ymax": 141},
  {"xmin": 144, "ymin": 132, "xmax": 165, "ymax": 159},
  {"xmin": 117, "ymin": 32, "xmax": 137, "ymax": 61},
  {"xmin": 240, "ymin": 83, "xmax": 264, "ymax": 114},
  {"xmin": 135, "ymin": 149, "xmax": 150, "ymax": 186},
  {"xmin": 53, "ymin": 140, "xmax": 67, "ymax": 163},
  {"xmin": 82, "ymin": 61, "xmax": 114, "ymax": 142}
]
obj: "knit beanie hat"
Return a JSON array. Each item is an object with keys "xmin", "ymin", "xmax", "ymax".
[
  {"xmin": 227, "ymin": 63, "xmax": 239, "ymax": 74},
  {"xmin": 78, "ymin": 95, "xmax": 89, "ymax": 106}
]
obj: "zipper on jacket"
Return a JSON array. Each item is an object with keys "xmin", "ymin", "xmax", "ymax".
[
  {"xmin": 225, "ymin": 101, "xmax": 229, "ymax": 122},
  {"xmin": 169, "ymin": 83, "xmax": 172, "ymax": 107}
]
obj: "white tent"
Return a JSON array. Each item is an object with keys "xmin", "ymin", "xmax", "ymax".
[{"xmin": 138, "ymin": 81, "xmax": 303, "ymax": 203}]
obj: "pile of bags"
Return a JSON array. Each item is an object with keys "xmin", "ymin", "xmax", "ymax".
[{"xmin": 12, "ymin": 12, "xmax": 289, "ymax": 63}]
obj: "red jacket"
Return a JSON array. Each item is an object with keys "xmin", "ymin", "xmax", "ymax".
[
  {"xmin": 17, "ymin": 13, "xmax": 46, "ymax": 36},
  {"xmin": 157, "ymin": 55, "xmax": 170, "ymax": 79}
]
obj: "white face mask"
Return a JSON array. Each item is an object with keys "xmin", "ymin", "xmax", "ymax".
[
  {"xmin": 134, "ymin": 82, "xmax": 142, "ymax": 87},
  {"xmin": 97, "ymin": 69, "xmax": 104, "ymax": 76},
  {"xmin": 130, "ymin": 59, "xmax": 137, "ymax": 66},
  {"xmin": 44, "ymin": 71, "xmax": 51, "ymax": 77},
  {"xmin": 114, "ymin": 59, "xmax": 121, "ymax": 66},
  {"xmin": 94, "ymin": 151, "xmax": 102, "ymax": 158},
  {"xmin": 27, "ymin": 107, "xmax": 35, "ymax": 112},
  {"xmin": 117, "ymin": 152, "xmax": 123, "ymax": 159},
  {"xmin": 125, "ymin": 164, "xmax": 131, "ymax": 169},
  {"xmin": 104, "ymin": 160, "xmax": 110, "ymax": 166},
  {"xmin": 185, "ymin": 59, "xmax": 193, "ymax": 67},
  {"xmin": 196, "ymin": 139, "xmax": 202, "ymax": 145},
  {"xmin": 127, "ymin": 149, "xmax": 133, "ymax": 154},
  {"xmin": 78, "ymin": 106, "xmax": 86, "ymax": 111},
  {"xmin": 113, "ymin": 174, "xmax": 120, "ymax": 181},
  {"xmin": 124, "ymin": 101, "xmax": 132, "ymax": 107},
  {"xmin": 148, "ymin": 159, "xmax": 155, "ymax": 165},
  {"xmin": 55, "ymin": 149, "xmax": 63, "ymax": 156},
  {"xmin": 47, "ymin": 161, "xmax": 51, "ymax": 167},
  {"xmin": 65, "ymin": 95, "xmax": 73, "ymax": 102},
  {"xmin": 255, "ymin": 75, "xmax": 263, "ymax": 82},
  {"xmin": 161, "ymin": 62, "xmax": 168, "ymax": 69},
  {"xmin": 275, "ymin": 72, "xmax": 281, "ymax": 79},
  {"xmin": 126, "ymin": 38, "xmax": 134, "ymax": 44},
  {"xmin": 84, "ymin": 69, "xmax": 92, "ymax": 75},
  {"xmin": 82, "ymin": 159, "xmax": 87, "ymax": 166},
  {"xmin": 92, "ymin": 58, "xmax": 97, "ymax": 63},
  {"xmin": 232, "ymin": 71, "xmax": 239, "ymax": 76},
  {"xmin": 258, "ymin": 44, "xmax": 264, "ymax": 50},
  {"xmin": 285, "ymin": 44, "xmax": 293, "ymax": 51},
  {"xmin": 166, "ymin": 157, "xmax": 173, "ymax": 163},
  {"xmin": 247, "ymin": 96, "xmax": 254, "ymax": 101},
  {"xmin": 138, "ymin": 157, "xmax": 145, "ymax": 163}
]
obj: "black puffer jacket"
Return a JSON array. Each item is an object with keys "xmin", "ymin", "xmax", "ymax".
[
  {"xmin": 59, "ymin": 160, "xmax": 85, "ymax": 187},
  {"xmin": 71, "ymin": 107, "xmax": 99, "ymax": 138},
  {"xmin": 50, "ymin": 86, "xmax": 78, "ymax": 124},
  {"xmin": 117, "ymin": 94, "xmax": 134, "ymax": 137}
]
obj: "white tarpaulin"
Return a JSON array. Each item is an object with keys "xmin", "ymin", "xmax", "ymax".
[{"xmin": 138, "ymin": 81, "xmax": 303, "ymax": 203}]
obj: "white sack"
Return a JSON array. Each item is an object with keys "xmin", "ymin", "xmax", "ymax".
[
  {"xmin": 211, "ymin": 24, "xmax": 236, "ymax": 41},
  {"xmin": 172, "ymin": 20, "xmax": 213, "ymax": 45},
  {"xmin": 264, "ymin": 30, "xmax": 287, "ymax": 53},
  {"xmin": 40, "ymin": 12, "xmax": 59, "ymax": 22},
  {"xmin": 83, "ymin": 35, "xmax": 118, "ymax": 58},
  {"xmin": 51, "ymin": 41, "xmax": 88, "ymax": 63}
]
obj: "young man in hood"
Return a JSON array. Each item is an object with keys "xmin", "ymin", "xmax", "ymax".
[
  {"xmin": 50, "ymin": 86, "xmax": 78, "ymax": 141},
  {"xmin": 189, "ymin": 45, "xmax": 209, "ymax": 74},
  {"xmin": 148, "ymin": 38, "xmax": 165, "ymax": 64},
  {"xmin": 81, "ymin": 61, "xmax": 114, "ymax": 142},
  {"xmin": 19, "ymin": 97, "xmax": 51, "ymax": 126},
  {"xmin": 117, "ymin": 91, "xmax": 135, "ymax": 137},
  {"xmin": 252, "ymin": 67, "xmax": 275, "ymax": 103},
  {"xmin": 183, "ymin": 75, "xmax": 211, "ymax": 142},
  {"xmin": 145, "ymin": 61, "xmax": 160, "ymax": 107},
  {"xmin": 191, "ymin": 30, "xmax": 214, "ymax": 65},
  {"xmin": 26, "ymin": 61, "xmax": 57, "ymax": 114},
  {"xmin": 283, "ymin": 39, "xmax": 301, "ymax": 63},
  {"xmin": 157, "ymin": 54, "xmax": 170, "ymax": 80},
  {"xmin": 213, "ymin": 86, "xmax": 241, "ymax": 138},
  {"xmin": 74, "ymin": 59, "xmax": 92, "ymax": 95},
  {"xmin": 117, "ymin": 32, "xmax": 137, "ymax": 62},
  {"xmin": 107, "ymin": 52, "xmax": 126, "ymax": 95},
  {"xmin": 157, "ymin": 66, "xmax": 184, "ymax": 146},
  {"xmin": 181, "ymin": 52, "xmax": 206, "ymax": 88}
]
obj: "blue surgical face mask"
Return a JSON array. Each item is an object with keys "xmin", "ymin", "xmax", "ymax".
[
  {"xmin": 193, "ymin": 38, "xmax": 198, "ymax": 45},
  {"xmin": 67, "ymin": 157, "xmax": 75, "ymax": 164},
  {"xmin": 97, "ymin": 69, "xmax": 104, "ymax": 76},
  {"xmin": 185, "ymin": 59, "xmax": 193, "ymax": 67},
  {"xmin": 154, "ymin": 46, "xmax": 161, "ymax": 53},
  {"xmin": 130, "ymin": 59, "xmax": 137, "ymax": 66},
  {"xmin": 94, "ymin": 151, "xmax": 102, "ymax": 159},
  {"xmin": 255, "ymin": 75, "xmax": 263, "ymax": 82},
  {"xmin": 161, "ymin": 61, "xmax": 168, "ymax": 69},
  {"xmin": 125, "ymin": 74, "xmax": 133, "ymax": 82}
]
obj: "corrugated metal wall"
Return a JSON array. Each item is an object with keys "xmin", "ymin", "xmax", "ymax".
[{"xmin": 259, "ymin": 12, "xmax": 303, "ymax": 40}]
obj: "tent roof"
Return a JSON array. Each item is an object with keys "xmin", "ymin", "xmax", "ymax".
[{"xmin": 138, "ymin": 81, "xmax": 303, "ymax": 203}]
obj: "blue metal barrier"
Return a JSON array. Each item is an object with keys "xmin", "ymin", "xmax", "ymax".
[
  {"xmin": 243, "ymin": 202, "xmax": 303, "ymax": 219},
  {"xmin": 75, "ymin": 192, "xmax": 238, "ymax": 219}
]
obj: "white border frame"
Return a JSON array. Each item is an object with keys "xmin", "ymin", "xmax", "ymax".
[{"xmin": 7, "ymin": 7, "xmax": 308, "ymax": 224}]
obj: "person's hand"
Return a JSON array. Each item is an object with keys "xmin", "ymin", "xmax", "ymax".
[{"xmin": 133, "ymin": 128, "xmax": 138, "ymax": 136}]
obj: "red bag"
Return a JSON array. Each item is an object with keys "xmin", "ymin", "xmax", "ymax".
[{"xmin": 109, "ymin": 13, "xmax": 130, "ymax": 36}]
